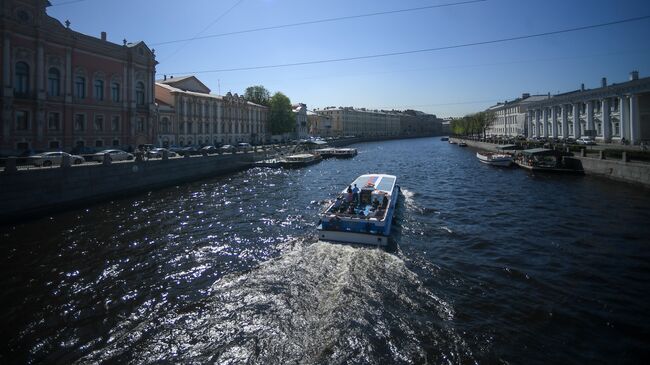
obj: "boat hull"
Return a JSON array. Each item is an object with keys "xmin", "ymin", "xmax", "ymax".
[
  {"xmin": 476, "ymin": 152, "xmax": 512, "ymax": 167},
  {"xmin": 280, "ymin": 156, "xmax": 321, "ymax": 168},
  {"xmin": 318, "ymin": 229, "xmax": 389, "ymax": 246}
]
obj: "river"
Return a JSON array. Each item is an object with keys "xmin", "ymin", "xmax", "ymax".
[{"xmin": 1, "ymin": 137, "xmax": 649, "ymax": 364}]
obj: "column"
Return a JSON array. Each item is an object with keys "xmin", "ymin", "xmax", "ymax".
[
  {"xmin": 2, "ymin": 34, "xmax": 12, "ymax": 143},
  {"xmin": 602, "ymin": 98, "xmax": 611, "ymax": 142},
  {"xmin": 561, "ymin": 105, "xmax": 569, "ymax": 138},
  {"xmin": 551, "ymin": 106, "xmax": 558, "ymax": 138},
  {"xmin": 629, "ymin": 94, "xmax": 640, "ymax": 144},
  {"xmin": 535, "ymin": 109, "xmax": 541, "ymax": 137},
  {"xmin": 527, "ymin": 110, "xmax": 534, "ymax": 137},
  {"xmin": 586, "ymin": 101, "xmax": 594, "ymax": 132},
  {"xmin": 620, "ymin": 96, "xmax": 628, "ymax": 140},
  {"xmin": 573, "ymin": 103, "xmax": 581, "ymax": 138},
  {"xmin": 543, "ymin": 108, "xmax": 549, "ymax": 138}
]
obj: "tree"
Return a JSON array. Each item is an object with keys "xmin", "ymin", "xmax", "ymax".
[
  {"xmin": 244, "ymin": 85, "xmax": 270, "ymax": 106},
  {"xmin": 268, "ymin": 92, "xmax": 295, "ymax": 134}
]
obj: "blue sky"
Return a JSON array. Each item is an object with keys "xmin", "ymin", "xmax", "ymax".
[{"xmin": 48, "ymin": 0, "xmax": 650, "ymax": 117}]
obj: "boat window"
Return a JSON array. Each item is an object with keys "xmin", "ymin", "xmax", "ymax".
[{"xmin": 376, "ymin": 176, "xmax": 395, "ymax": 192}]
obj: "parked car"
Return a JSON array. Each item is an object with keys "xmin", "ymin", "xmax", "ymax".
[
  {"xmin": 30, "ymin": 151, "xmax": 84, "ymax": 167},
  {"xmin": 180, "ymin": 146, "xmax": 201, "ymax": 155},
  {"xmin": 146, "ymin": 148, "xmax": 177, "ymax": 158},
  {"xmin": 236, "ymin": 142, "xmax": 252, "ymax": 152},
  {"xmin": 576, "ymin": 137, "xmax": 596, "ymax": 145},
  {"xmin": 219, "ymin": 144, "xmax": 236, "ymax": 153},
  {"xmin": 91, "ymin": 149, "xmax": 134, "ymax": 162},
  {"xmin": 200, "ymin": 145, "xmax": 218, "ymax": 154}
]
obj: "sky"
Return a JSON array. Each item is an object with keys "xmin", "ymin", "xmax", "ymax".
[{"xmin": 47, "ymin": 0, "xmax": 650, "ymax": 117}]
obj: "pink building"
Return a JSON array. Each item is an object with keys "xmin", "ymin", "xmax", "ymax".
[{"xmin": 0, "ymin": 0, "xmax": 157, "ymax": 155}]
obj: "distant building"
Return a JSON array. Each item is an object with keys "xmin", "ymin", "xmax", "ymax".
[
  {"xmin": 292, "ymin": 103, "xmax": 308, "ymax": 140},
  {"xmin": 307, "ymin": 110, "xmax": 333, "ymax": 137},
  {"xmin": 315, "ymin": 107, "xmax": 400, "ymax": 137},
  {"xmin": 155, "ymin": 75, "xmax": 268, "ymax": 146},
  {"xmin": 1, "ymin": 0, "xmax": 157, "ymax": 155},
  {"xmin": 485, "ymin": 93, "xmax": 547, "ymax": 137},
  {"xmin": 525, "ymin": 71, "xmax": 650, "ymax": 143},
  {"xmin": 398, "ymin": 109, "xmax": 443, "ymax": 136}
]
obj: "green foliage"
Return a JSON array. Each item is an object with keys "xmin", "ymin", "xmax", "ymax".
[
  {"xmin": 268, "ymin": 92, "xmax": 295, "ymax": 134},
  {"xmin": 450, "ymin": 111, "xmax": 495, "ymax": 137},
  {"xmin": 244, "ymin": 85, "xmax": 270, "ymax": 106}
]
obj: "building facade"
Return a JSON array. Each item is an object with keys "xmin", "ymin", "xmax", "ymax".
[
  {"xmin": 526, "ymin": 72, "xmax": 650, "ymax": 144},
  {"xmin": 292, "ymin": 103, "xmax": 308, "ymax": 140},
  {"xmin": 398, "ymin": 109, "xmax": 443, "ymax": 136},
  {"xmin": 485, "ymin": 94, "xmax": 547, "ymax": 137},
  {"xmin": 315, "ymin": 107, "xmax": 400, "ymax": 137},
  {"xmin": 308, "ymin": 110, "xmax": 333, "ymax": 137},
  {"xmin": 1, "ymin": 0, "xmax": 157, "ymax": 155},
  {"xmin": 155, "ymin": 75, "xmax": 268, "ymax": 147}
]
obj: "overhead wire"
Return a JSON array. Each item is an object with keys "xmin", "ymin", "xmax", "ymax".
[
  {"xmin": 160, "ymin": 15, "xmax": 650, "ymax": 75},
  {"xmin": 150, "ymin": 0, "xmax": 487, "ymax": 46}
]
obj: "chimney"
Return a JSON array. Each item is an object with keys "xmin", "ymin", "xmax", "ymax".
[
  {"xmin": 163, "ymin": 75, "xmax": 167, "ymax": 81},
  {"xmin": 630, "ymin": 70, "xmax": 639, "ymax": 81},
  {"xmin": 580, "ymin": 83, "xmax": 585, "ymax": 91},
  {"xmin": 601, "ymin": 77, "xmax": 607, "ymax": 88},
  {"xmin": 522, "ymin": 93, "xmax": 530, "ymax": 99},
  {"xmin": 101, "ymin": 31, "xmax": 106, "ymax": 41},
  {"xmin": 170, "ymin": 75, "xmax": 173, "ymax": 79}
]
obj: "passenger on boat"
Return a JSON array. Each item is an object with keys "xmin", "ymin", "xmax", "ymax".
[
  {"xmin": 346, "ymin": 186, "xmax": 354, "ymax": 203},
  {"xmin": 352, "ymin": 184, "xmax": 360, "ymax": 204},
  {"xmin": 371, "ymin": 197, "xmax": 380, "ymax": 211},
  {"xmin": 382, "ymin": 194, "xmax": 389, "ymax": 208}
]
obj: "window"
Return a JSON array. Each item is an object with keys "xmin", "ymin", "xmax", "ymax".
[
  {"xmin": 75, "ymin": 76, "xmax": 86, "ymax": 98},
  {"xmin": 48, "ymin": 68, "xmax": 60, "ymax": 96},
  {"xmin": 95, "ymin": 140, "xmax": 103, "ymax": 147},
  {"xmin": 15, "ymin": 110, "xmax": 29, "ymax": 130},
  {"xmin": 15, "ymin": 62, "xmax": 29, "ymax": 95},
  {"xmin": 136, "ymin": 117, "xmax": 144, "ymax": 132},
  {"xmin": 94, "ymin": 80, "xmax": 104, "ymax": 100},
  {"xmin": 49, "ymin": 141, "xmax": 60, "ymax": 149},
  {"xmin": 17, "ymin": 142, "xmax": 29, "ymax": 151},
  {"xmin": 112, "ymin": 139, "xmax": 120, "ymax": 146},
  {"xmin": 161, "ymin": 117, "xmax": 170, "ymax": 133},
  {"xmin": 74, "ymin": 114, "xmax": 86, "ymax": 131},
  {"xmin": 94, "ymin": 115, "xmax": 104, "ymax": 131},
  {"xmin": 48, "ymin": 112, "xmax": 60, "ymax": 130},
  {"xmin": 136, "ymin": 82, "xmax": 145, "ymax": 105},
  {"xmin": 111, "ymin": 116, "xmax": 120, "ymax": 131},
  {"xmin": 111, "ymin": 82, "xmax": 120, "ymax": 102},
  {"xmin": 76, "ymin": 140, "xmax": 85, "ymax": 148},
  {"xmin": 187, "ymin": 122, "xmax": 193, "ymax": 134}
]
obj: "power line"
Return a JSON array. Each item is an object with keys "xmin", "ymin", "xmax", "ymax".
[
  {"xmin": 49, "ymin": 0, "xmax": 90, "ymax": 6},
  {"xmin": 160, "ymin": 0, "xmax": 246, "ymax": 62},
  {"xmin": 150, "ymin": 0, "xmax": 487, "ymax": 47},
  {"xmin": 161, "ymin": 15, "xmax": 650, "ymax": 75}
]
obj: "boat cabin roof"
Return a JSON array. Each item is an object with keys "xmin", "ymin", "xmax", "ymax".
[
  {"xmin": 346, "ymin": 174, "xmax": 397, "ymax": 194},
  {"xmin": 496, "ymin": 144, "xmax": 519, "ymax": 150},
  {"xmin": 522, "ymin": 148, "xmax": 559, "ymax": 156}
]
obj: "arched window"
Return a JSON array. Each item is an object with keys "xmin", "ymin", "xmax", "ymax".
[
  {"xmin": 75, "ymin": 76, "xmax": 86, "ymax": 98},
  {"xmin": 135, "ymin": 81, "xmax": 145, "ymax": 105},
  {"xmin": 111, "ymin": 82, "xmax": 120, "ymax": 102},
  {"xmin": 94, "ymin": 79, "xmax": 104, "ymax": 100},
  {"xmin": 15, "ymin": 62, "xmax": 29, "ymax": 95},
  {"xmin": 48, "ymin": 68, "xmax": 60, "ymax": 96}
]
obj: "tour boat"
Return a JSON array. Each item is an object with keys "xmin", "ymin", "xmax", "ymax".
[
  {"xmin": 514, "ymin": 148, "xmax": 583, "ymax": 173},
  {"xmin": 476, "ymin": 151, "xmax": 513, "ymax": 167},
  {"xmin": 314, "ymin": 147, "xmax": 358, "ymax": 158},
  {"xmin": 318, "ymin": 174, "xmax": 400, "ymax": 246},
  {"xmin": 280, "ymin": 153, "xmax": 321, "ymax": 168}
]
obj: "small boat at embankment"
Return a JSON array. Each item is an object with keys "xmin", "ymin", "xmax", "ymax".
[
  {"xmin": 280, "ymin": 153, "xmax": 322, "ymax": 168},
  {"xmin": 317, "ymin": 174, "xmax": 399, "ymax": 246},
  {"xmin": 458, "ymin": 142, "xmax": 468, "ymax": 147},
  {"xmin": 476, "ymin": 151, "xmax": 513, "ymax": 167},
  {"xmin": 314, "ymin": 147, "xmax": 358, "ymax": 158},
  {"xmin": 440, "ymin": 137, "xmax": 449, "ymax": 141},
  {"xmin": 514, "ymin": 148, "xmax": 583, "ymax": 173}
]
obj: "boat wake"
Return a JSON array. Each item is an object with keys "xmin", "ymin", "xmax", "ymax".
[{"xmin": 77, "ymin": 241, "xmax": 472, "ymax": 364}]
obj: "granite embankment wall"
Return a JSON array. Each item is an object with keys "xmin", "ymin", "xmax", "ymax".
[
  {"xmin": 457, "ymin": 138, "xmax": 650, "ymax": 187},
  {"xmin": 568, "ymin": 156, "xmax": 650, "ymax": 187},
  {"xmin": 0, "ymin": 152, "xmax": 259, "ymax": 222}
]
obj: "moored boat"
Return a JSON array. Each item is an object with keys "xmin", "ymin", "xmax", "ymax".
[
  {"xmin": 440, "ymin": 137, "xmax": 449, "ymax": 141},
  {"xmin": 318, "ymin": 174, "xmax": 399, "ymax": 246},
  {"xmin": 458, "ymin": 142, "xmax": 468, "ymax": 147},
  {"xmin": 314, "ymin": 147, "xmax": 358, "ymax": 158},
  {"xmin": 476, "ymin": 151, "xmax": 513, "ymax": 167},
  {"xmin": 280, "ymin": 153, "xmax": 322, "ymax": 168},
  {"xmin": 514, "ymin": 148, "xmax": 583, "ymax": 173}
]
